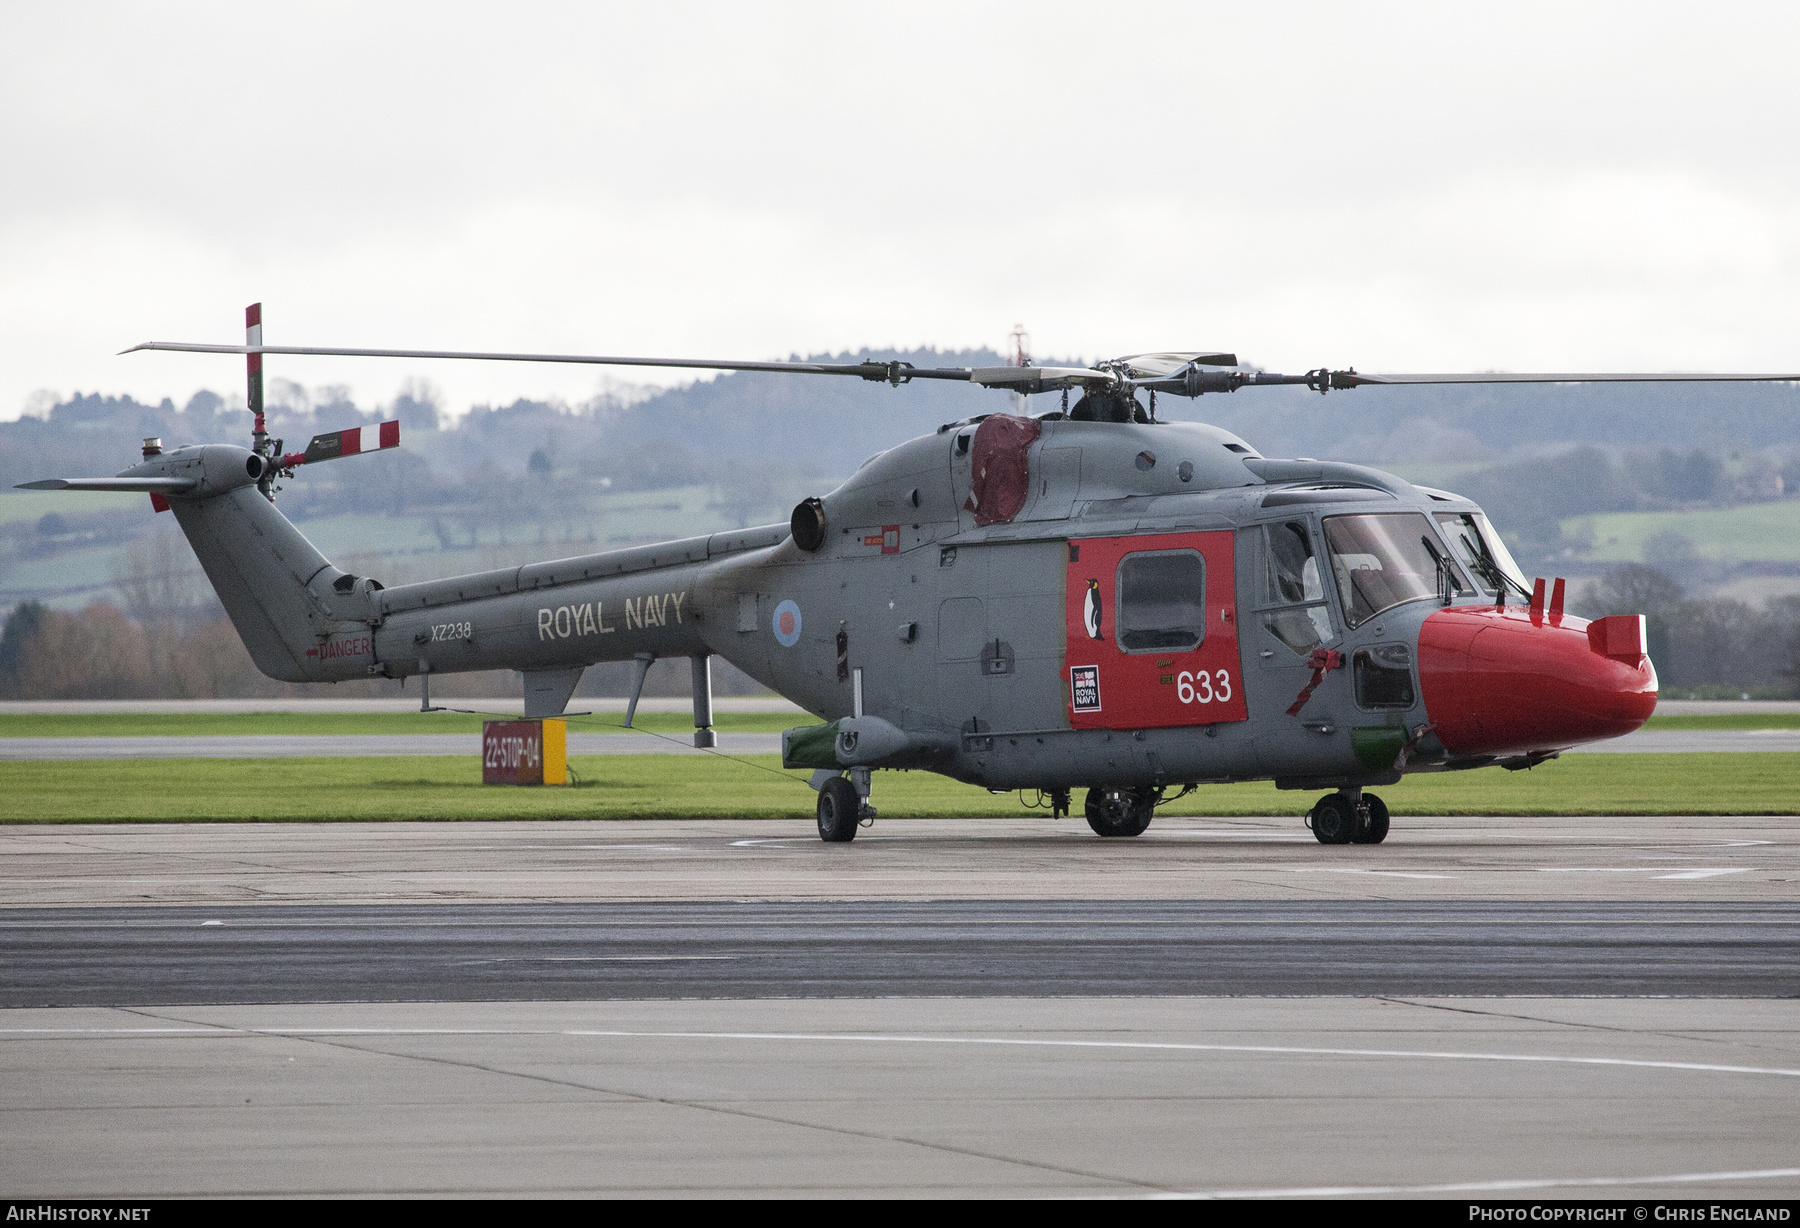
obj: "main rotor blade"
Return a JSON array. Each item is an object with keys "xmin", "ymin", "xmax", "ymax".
[
  {"xmin": 123, "ymin": 341, "xmax": 984, "ymax": 386},
  {"xmin": 131, "ymin": 337, "xmax": 1796, "ymax": 395},
  {"xmin": 1329, "ymin": 371, "xmax": 1800, "ymax": 388},
  {"xmin": 1110, "ymin": 352, "xmax": 1239, "ymax": 378},
  {"xmin": 1138, "ymin": 365, "xmax": 1800, "ymax": 396},
  {"xmin": 968, "ymin": 365, "xmax": 1119, "ymax": 392}
]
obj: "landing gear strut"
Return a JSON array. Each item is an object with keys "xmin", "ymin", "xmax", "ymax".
[
  {"xmin": 1085, "ymin": 787, "xmax": 1157, "ymax": 837},
  {"xmin": 1308, "ymin": 790, "xmax": 1390, "ymax": 844}
]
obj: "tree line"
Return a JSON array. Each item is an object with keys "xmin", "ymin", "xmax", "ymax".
[{"xmin": 1574, "ymin": 564, "xmax": 1800, "ymax": 698}]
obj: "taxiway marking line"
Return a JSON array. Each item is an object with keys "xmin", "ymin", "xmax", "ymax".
[
  {"xmin": 0, "ymin": 915, "xmax": 1792, "ymax": 928},
  {"xmin": 452, "ymin": 844, "xmax": 694, "ymax": 852},
  {"xmin": 1153, "ymin": 1165, "xmax": 1800, "ymax": 1200},
  {"xmin": 6, "ymin": 1027, "xmax": 1800, "ymax": 1080},
  {"xmin": 1284, "ymin": 869, "xmax": 1459, "ymax": 879},
  {"xmin": 464, "ymin": 955, "xmax": 740, "ymax": 963}
]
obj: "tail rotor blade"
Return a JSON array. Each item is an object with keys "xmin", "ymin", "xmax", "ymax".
[{"xmin": 284, "ymin": 421, "xmax": 401, "ymax": 468}]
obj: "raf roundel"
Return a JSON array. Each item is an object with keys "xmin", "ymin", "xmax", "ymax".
[{"xmin": 772, "ymin": 599, "xmax": 803, "ymax": 647}]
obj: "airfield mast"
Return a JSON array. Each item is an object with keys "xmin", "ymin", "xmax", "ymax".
[{"xmin": 1008, "ymin": 323, "xmax": 1031, "ymax": 411}]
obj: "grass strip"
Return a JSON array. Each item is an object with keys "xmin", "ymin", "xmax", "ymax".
[
  {"xmin": 1641, "ymin": 713, "xmax": 1800, "ymax": 730},
  {"xmin": 1, "ymin": 752, "xmax": 1794, "ymax": 823},
  {"xmin": 0, "ymin": 711, "xmax": 813, "ymax": 738}
]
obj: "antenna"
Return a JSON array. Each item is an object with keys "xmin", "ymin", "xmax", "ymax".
[
  {"xmin": 1009, "ymin": 323, "xmax": 1031, "ymax": 368},
  {"xmin": 1008, "ymin": 324, "xmax": 1031, "ymax": 411}
]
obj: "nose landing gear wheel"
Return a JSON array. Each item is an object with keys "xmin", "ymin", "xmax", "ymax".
[
  {"xmin": 1085, "ymin": 788, "xmax": 1155, "ymax": 837},
  {"xmin": 1353, "ymin": 792, "xmax": 1390, "ymax": 844},
  {"xmin": 1309, "ymin": 794, "xmax": 1355, "ymax": 844},
  {"xmin": 816, "ymin": 776, "xmax": 860, "ymax": 842}
]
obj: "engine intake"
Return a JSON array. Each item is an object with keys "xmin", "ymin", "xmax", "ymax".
[{"xmin": 791, "ymin": 497, "xmax": 827, "ymax": 551}]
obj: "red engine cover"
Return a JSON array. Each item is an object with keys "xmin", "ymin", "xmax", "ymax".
[{"xmin": 1418, "ymin": 606, "xmax": 1658, "ymax": 757}]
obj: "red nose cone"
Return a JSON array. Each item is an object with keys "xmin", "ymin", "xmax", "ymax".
[{"xmin": 1418, "ymin": 607, "xmax": 1658, "ymax": 757}]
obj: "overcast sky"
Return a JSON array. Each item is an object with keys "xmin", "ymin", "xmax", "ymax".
[{"xmin": 3, "ymin": 1, "xmax": 1797, "ymax": 423}]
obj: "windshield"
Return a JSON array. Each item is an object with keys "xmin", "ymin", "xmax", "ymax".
[
  {"xmin": 1435, "ymin": 511, "xmax": 1531, "ymax": 599},
  {"xmin": 1322, "ymin": 513, "xmax": 1445, "ymax": 628}
]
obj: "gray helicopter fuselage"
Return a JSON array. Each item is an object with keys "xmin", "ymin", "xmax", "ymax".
[
  {"xmin": 119, "ymin": 410, "xmax": 1596, "ymax": 797},
  {"xmin": 58, "ymin": 314, "xmax": 1686, "ymax": 834}
]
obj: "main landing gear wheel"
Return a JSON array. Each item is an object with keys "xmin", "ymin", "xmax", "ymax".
[
  {"xmin": 1353, "ymin": 793, "xmax": 1390, "ymax": 844},
  {"xmin": 1311, "ymin": 792, "xmax": 1391, "ymax": 844},
  {"xmin": 1085, "ymin": 788, "xmax": 1154, "ymax": 837},
  {"xmin": 1309, "ymin": 794, "xmax": 1355, "ymax": 844},
  {"xmin": 817, "ymin": 776, "xmax": 860, "ymax": 842}
]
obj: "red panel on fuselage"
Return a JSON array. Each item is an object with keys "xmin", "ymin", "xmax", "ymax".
[{"xmin": 1064, "ymin": 531, "xmax": 1248, "ymax": 730}]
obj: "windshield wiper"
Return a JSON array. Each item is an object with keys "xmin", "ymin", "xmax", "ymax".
[{"xmin": 1459, "ymin": 530, "xmax": 1531, "ymax": 604}]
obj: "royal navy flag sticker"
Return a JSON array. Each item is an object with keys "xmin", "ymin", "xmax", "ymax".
[{"xmin": 1070, "ymin": 665, "xmax": 1101, "ymax": 713}]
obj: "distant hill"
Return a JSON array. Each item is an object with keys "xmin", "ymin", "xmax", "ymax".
[
  {"xmin": 5, "ymin": 354, "xmax": 1798, "ymax": 609},
  {"xmin": 1165, "ymin": 379, "xmax": 1800, "ymax": 464},
  {"xmin": 11, "ymin": 357, "xmax": 1799, "ymax": 486}
]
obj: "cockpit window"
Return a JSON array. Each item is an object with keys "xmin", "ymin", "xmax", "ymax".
[
  {"xmin": 1266, "ymin": 521, "xmax": 1324, "ymax": 605},
  {"xmin": 1262, "ymin": 521, "xmax": 1335, "ymax": 655},
  {"xmin": 1321, "ymin": 513, "xmax": 1446, "ymax": 628},
  {"xmin": 1434, "ymin": 511, "xmax": 1531, "ymax": 600}
]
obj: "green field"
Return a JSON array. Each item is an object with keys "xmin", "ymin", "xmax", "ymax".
[
  {"xmin": 0, "ymin": 490, "xmax": 143, "ymax": 524},
  {"xmin": 1, "ymin": 483, "xmax": 813, "ymax": 610},
  {"xmin": 1565, "ymin": 500, "xmax": 1800, "ymax": 564},
  {"xmin": 1643, "ymin": 712, "xmax": 1800, "ymax": 729},
  {"xmin": 0, "ymin": 710, "xmax": 814, "ymax": 738},
  {"xmin": 1, "ymin": 752, "xmax": 1794, "ymax": 822}
]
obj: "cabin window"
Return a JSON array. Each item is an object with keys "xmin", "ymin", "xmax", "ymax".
[
  {"xmin": 1115, "ymin": 549, "xmax": 1206, "ymax": 653},
  {"xmin": 1262, "ymin": 521, "xmax": 1334, "ymax": 655},
  {"xmin": 1322, "ymin": 513, "xmax": 1444, "ymax": 628},
  {"xmin": 1435, "ymin": 511, "xmax": 1529, "ymax": 600}
]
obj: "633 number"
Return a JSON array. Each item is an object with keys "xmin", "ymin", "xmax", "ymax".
[{"xmin": 1176, "ymin": 669, "xmax": 1232, "ymax": 704}]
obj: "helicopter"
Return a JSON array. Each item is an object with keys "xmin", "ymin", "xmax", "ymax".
[{"xmin": 24, "ymin": 304, "xmax": 1795, "ymax": 844}]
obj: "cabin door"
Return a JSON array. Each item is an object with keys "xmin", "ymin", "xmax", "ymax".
[{"xmin": 1063, "ymin": 531, "xmax": 1248, "ymax": 731}]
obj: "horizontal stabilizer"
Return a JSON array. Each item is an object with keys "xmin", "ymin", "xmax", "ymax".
[
  {"xmin": 16, "ymin": 477, "xmax": 198, "ymax": 493},
  {"xmin": 287, "ymin": 421, "xmax": 400, "ymax": 467}
]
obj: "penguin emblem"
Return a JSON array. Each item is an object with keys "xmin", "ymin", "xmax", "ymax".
[{"xmin": 1083, "ymin": 578, "xmax": 1104, "ymax": 640}]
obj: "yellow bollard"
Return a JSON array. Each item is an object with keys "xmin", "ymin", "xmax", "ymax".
[{"xmin": 542, "ymin": 718, "xmax": 567, "ymax": 785}]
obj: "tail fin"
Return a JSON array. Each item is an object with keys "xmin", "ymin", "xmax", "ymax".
[
  {"xmin": 31, "ymin": 302, "xmax": 397, "ymax": 683},
  {"xmin": 167, "ymin": 481, "xmax": 359, "ymax": 682},
  {"xmin": 21, "ymin": 442, "xmax": 375, "ymax": 684}
]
